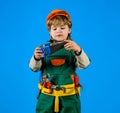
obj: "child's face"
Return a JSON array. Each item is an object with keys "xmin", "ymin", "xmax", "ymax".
[{"xmin": 49, "ymin": 23, "xmax": 71, "ymax": 42}]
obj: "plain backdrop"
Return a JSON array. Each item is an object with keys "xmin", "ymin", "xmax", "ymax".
[{"xmin": 0, "ymin": 0, "xmax": 120, "ymax": 113}]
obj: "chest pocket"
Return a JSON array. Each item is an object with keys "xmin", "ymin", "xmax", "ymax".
[{"xmin": 51, "ymin": 59, "xmax": 65, "ymax": 66}]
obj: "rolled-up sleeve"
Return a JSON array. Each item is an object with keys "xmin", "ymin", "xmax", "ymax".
[
  {"xmin": 29, "ymin": 56, "xmax": 42, "ymax": 72},
  {"xmin": 75, "ymin": 49, "xmax": 90, "ymax": 69}
]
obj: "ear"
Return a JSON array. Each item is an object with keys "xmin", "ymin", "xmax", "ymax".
[
  {"xmin": 49, "ymin": 30, "xmax": 52, "ymax": 36},
  {"xmin": 68, "ymin": 28, "xmax": 71, "ymax": 33}
]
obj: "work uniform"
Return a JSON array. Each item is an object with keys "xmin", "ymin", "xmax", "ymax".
[{"xmin": 29, "ymin": 42, "xmax": 90, "ymax": 113}]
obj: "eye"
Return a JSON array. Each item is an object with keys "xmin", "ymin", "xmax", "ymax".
[
  {"xmin": 61, "ymin": 27, "xmax": 65, "ymax": 29},
  {"xmin": 52, "ymin": 28, "xmax": 57, "ymax": 30}
]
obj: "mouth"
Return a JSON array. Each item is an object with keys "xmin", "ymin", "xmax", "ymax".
[{"xmin": 56, "ymin": 34, "xmax": 63, "ymax": 37}]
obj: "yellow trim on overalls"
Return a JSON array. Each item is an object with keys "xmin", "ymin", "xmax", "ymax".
[{"xmin": 38, "ymin": 83, "xmax": 80, "ymax": 112}]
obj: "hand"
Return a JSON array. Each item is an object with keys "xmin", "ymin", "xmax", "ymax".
[
  {"xmin": 64, "ymin": 40, "xmax": 82, "ymax": 53},
  {"xmin": 34, "ymin": 47, "xmax": 44, "ymax": 60}
]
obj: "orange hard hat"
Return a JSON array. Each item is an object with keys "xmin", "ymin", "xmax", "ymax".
[{"xmin": 46, "ymin": 9, "xmax": 70, "ymax": 25}]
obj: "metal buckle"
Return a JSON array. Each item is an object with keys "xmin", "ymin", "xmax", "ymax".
[{"xmin": 51, "ymin": 85, "xmax": 65, "ymax": 91}]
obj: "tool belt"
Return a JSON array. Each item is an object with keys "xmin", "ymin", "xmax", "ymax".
[{"xmin": 38, "ymin": 83, "xmax": 81, "ymax": 112}]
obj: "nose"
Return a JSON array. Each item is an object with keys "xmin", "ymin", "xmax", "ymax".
[{"xmin": 56, "ymin": 27, "xmax": 62, "ymax": 33}]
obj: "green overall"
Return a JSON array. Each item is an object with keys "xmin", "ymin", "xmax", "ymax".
[{"xmin": 36, "ymin": 47, "xmax": 81, "ymax": 113}]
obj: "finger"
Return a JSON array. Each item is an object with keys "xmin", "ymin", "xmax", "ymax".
[
  {"xmin": 64, "ymin": 43, "xmax": 73, "ymax": 48},
  {"xmin": 35, "ymin": 48, "xmax": 43, "ymax": 53},
  {"xmin": 64, "ymin": 45, "xmax": 72, "ymax": 50},
  {"xmin": 36, "ymin": 50, "xmax": 42, "ymax": 53},
  {"xmin": 65, "ymin": 47, "xmax": 71, "ymax": 51},
  {"xmin": 64, "ymin": 44, "xmax": 70, "ymax": 49},
  {"xmin": 35, "ymin": 53, "xmax": 44, "ymax": 58}
]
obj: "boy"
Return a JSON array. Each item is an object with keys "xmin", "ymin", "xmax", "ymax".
[{"xmin": 29, "ymin": 9, "xmax": 90, "ymax": 113}]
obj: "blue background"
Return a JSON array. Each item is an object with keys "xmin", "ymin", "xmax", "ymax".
[{"xmin": 0, "ymin": 0, "xmax": 120, "ymax": 113}]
